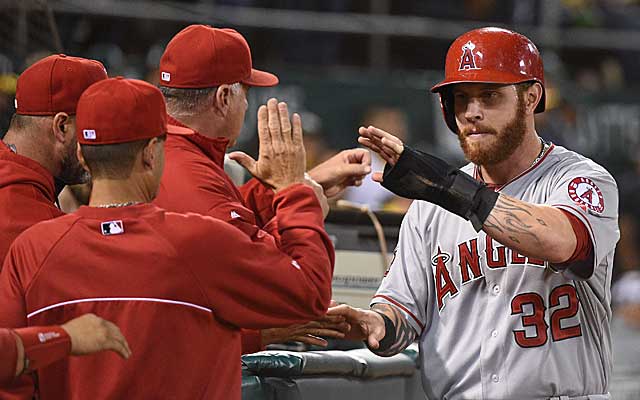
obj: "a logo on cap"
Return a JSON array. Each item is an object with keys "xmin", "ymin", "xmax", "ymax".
[
  {"xmin": 161, "ymin": 72, "xmax": 171, "ymax": 82},
  {"xmin": 83, "ymin": 129, "xmax": 96, "ymax": 140},
  {"xmin": 459, "ymin": 41, "xmax": 480, "ymax": 71},
  {"xmin": 101, "ymin": 220, "xmax": 124, "ymax": 236}
]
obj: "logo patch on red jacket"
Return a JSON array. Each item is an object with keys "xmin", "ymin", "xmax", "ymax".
[
  {"xmin": 101, "ymin": 220, "xmax": 124, "ymax": 236},
  {"xmin": 568, "ymin": 177, "xmax": 604, "ymax": 213},
  {"xmin": 38, "ymin": 331, "xmax": 61, "ymax": 343}
]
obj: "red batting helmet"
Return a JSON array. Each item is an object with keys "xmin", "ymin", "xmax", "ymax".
[{"xmin": 431, "ymin": 27, "xmax": 545, "ymax": 133}]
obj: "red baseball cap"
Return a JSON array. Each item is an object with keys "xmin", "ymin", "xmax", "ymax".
[
  {"xmin": 77, "ymin": 77, "xmax": 192, "ymax": 145},
  {"xmin": 15, "ymin": 54, "xmax": 108, "ymax": 116},
  {"xmin": 159, "ymin": 25, "xmax": 278, "ymax": 88}
]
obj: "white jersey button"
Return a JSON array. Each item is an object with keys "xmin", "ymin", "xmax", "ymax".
[
  {"xmin": 491, "ymin": 330, "xmax": 498, "ymax": 337},
  {"xmin": 492, "ymin": 284, "xmax": 501, "ymax": 295},
  {"xmin": 492, "ymin": 374, "xmax": 499, "ymax": 383}
]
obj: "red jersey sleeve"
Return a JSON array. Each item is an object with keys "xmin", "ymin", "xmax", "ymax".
[
  {"xmin": 241, "ymin": 329, "xmax": 263, "ymax": 354},
  {"xmin": 187, "ymin": 184, "xmax": 335, "ymax": 329},
  {"xmin": 238, "ymin": 178, "xmax": 276, "ymax": 228},
  {"xmin": 0, "ymin": 329, "xmax": 18, "ymax": 386},
  {"xmin": 0, "ymin": 325, "xmax": 72, "ymax": 388},
  {"xmin": 0, "ymin": 246, "xmax": 36, "ymax": 399},
  {"xmin": 15, "ymin": 326, "xmax": 71, "ymax": 373},
  {"xmin": 560, "ymin": 210, "xmax": 592, "ymax": 263}
]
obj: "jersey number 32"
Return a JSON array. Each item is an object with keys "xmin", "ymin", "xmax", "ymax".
[{"xmin": 510, "ymin": 284, "xmax": 582, "ymax": 348}]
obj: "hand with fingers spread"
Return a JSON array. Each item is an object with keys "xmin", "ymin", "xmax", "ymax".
[
  {"xmin": 308, "ymin": 148, "xmax": 372, "ymax": 198},
  {"xmin": 61, "ymin": 314, "xmax": 132, "ymax": 360},
  {"xmin": 261, "ymin": 314, "xmax": 350, "ymax": 347},
  {"xmin": 357, "ymin": 126, "xmax": 405, "ymax": 183},
  {"xmin": 229, "ymin": 98, "xmax": 306, "ymax": 192}
]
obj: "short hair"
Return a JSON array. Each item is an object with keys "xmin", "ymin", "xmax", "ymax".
[
  {"xmin": 159, "ymin": 86, "xmax": 217, "ymax": 117},
  {"xmin": 160, "ymin": 83, "xmax": 242, "ymax": 118},
  {"xmin": 8, "ymin": 114, "xmax": 48, "ymax": 132},
  {"xmin": 80, "ymin": 135, "xmax": 166, "ymax": 179}
]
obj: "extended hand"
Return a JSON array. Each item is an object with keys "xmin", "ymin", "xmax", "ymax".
[
  {"xmin": 357, "ymin": 126, "xmax": 404, "ymax": 183},
  {"xmin": 327, "ymin": 304, "xmax": 386, "ymax": 349},
  {"xmin": 229, "ymin": 98, "xmax": 306, "ymax": 192},
  {"xmin": 308, "ymin": 148, "xmax": 372, "ymax": 198},
  {"xmin": 261, "ymin": 314, "xmax": 350, "ymax": 347},
  {"xmin": 61, "ymin": 314, "xmax": 131, "ymax": 360}
]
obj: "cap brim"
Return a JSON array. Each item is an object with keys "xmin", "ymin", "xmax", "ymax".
[
  {"xmin": 242, "ymin": 68, "xmax": 279, "ymax": 87},
  {"xmin": 166, "ymin": 124, "xmax": 194, "ymax": 135}
]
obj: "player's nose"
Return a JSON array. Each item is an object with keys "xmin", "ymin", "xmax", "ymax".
[{"xmin": 464, "ymin": 99, "xmax": 483, "ymax": 122}]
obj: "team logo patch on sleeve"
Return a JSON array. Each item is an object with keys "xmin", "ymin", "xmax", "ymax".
[
  {"xmin": 101, "ymin": 220, "xmax": 124, "ymax": 236},
  {"xmin": 568, "ymin": 177, "xmax": 604, "ymax": 213}
]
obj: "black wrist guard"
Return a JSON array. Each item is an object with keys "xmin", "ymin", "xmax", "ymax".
[
  {"xmin": 367, "ymin": 310, "xmax": 396, "ymax": 353},
  {"xmin": 381, "ymin": 145, "xmax": 499, "ymax": 231}
]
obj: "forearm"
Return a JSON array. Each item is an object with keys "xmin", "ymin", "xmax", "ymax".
[
  {"xmin": 370, "ymin": 304, "xmax": 417, "ymax": 357},
  {"xmin": 483, "ymin": 195, "xmax": 577, "ymax": 263}
]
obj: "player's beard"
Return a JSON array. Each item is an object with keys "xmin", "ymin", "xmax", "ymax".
[
  {"xmin": 457, "ymin": 97, "xmax": 527, "ymax": 166},
  {"xmin": 58, "ymin": 140, "xmax": 90, "ymax": 185}
]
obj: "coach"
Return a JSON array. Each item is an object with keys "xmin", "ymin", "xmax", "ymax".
[{"xmin": 155, "ymin": 25, "xmax": 360, "ymax": 350}]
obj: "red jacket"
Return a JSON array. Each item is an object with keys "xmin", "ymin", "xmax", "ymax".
[
  {"xmin": 0, "ymin": 327, "xmax": 70, "ymax": 387},
  {"xmin": 155, "ymin": 117, "xmax": 279, "ymax": 238},
  {"xmin": 0, "ymin": 185, "xmax": 333, "ymax": 399},
  {"xmin": 0, "ymin": 329, "xmax": 17, "ymax": 385},
  {"xmin": 0, "ymin": 145, "xmax": 62, "ymax": 267},
  {"xmin": 154, "ymin": 117, "xmax": 302, "ymax": 352}
]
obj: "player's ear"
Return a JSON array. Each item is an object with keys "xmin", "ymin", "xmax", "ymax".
[
  {"xmin": 213, "ymin": 85, "xmax": 231, "ymax": 116},
  {"xmin": 524, "ymin": 82, "xmax": 543, "ymax": 114},
  {"xmin": 76, "ymin": 143, "xmax": 90, "ymax": 174},
  {"xmin": 141, "ymin": 136, "xmax": 164, "ymax": 171},
  {"xmin": 51, "ymin": 112, "xmax": 71, "ymax": 143},
  {"xmin": 141, "ymin": 138, "xmax": 156, "ymax": 170}
]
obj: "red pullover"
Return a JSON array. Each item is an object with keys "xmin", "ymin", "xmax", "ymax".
[
  {"xmin": 0, "ymin": 327, "xmax": 71, "ymax": 386},
  {"xmin": 154, "ymin": 117, "xmax": 295, "ymax": 352},
  {"xmin": 0, "ymin": 144, "xmax": 62, "ymax": 267},
  {"xmin": 0, "ymin": 185, "xmax": 333, "ymax": 399}
]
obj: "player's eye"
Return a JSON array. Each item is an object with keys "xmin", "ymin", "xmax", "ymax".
[{"xmin": 453, "ymin": 93, "xmax": 466, "ymax": 100}]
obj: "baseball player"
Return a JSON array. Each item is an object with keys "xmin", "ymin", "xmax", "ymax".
[
  {"xmin": 154, "ymin": 25, "xmax": 364, "ymax": 351},
  {"xmin": 0, "ymin": 55, "xmax": 107, "ymax": 265},
  {"xmin": 330, "ymin": 27, "xmax": 619, "ymax": 399},
  {"xmin": 1, "ymin": 314, "xmax": 130, "ymax": 386},
  {"xmin": 0, "ymin": 78, "xmax": 335, "ymax": 399}
]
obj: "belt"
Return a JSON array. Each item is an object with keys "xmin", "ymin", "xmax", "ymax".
[{"xmin": 548, "ymin": 394, "xmax": 610, "ymax": 400}]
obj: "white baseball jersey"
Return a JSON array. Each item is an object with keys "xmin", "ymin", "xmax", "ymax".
[{"xmin": 371, "ymin": 144, "xmax": 619, "ymax": 399}]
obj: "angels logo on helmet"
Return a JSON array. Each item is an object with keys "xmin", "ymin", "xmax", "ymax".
[{"xmin": 459, "ymin": 41, "xmax": 480, "ymax": 71}]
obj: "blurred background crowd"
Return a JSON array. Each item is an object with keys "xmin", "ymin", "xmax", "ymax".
[{"xmin": 1, "ymin": 0, "xmax": 640, "ymax": 397}]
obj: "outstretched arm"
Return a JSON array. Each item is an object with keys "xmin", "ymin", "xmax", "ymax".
[
  {"xmin": 1, "ymin": 314, "xmax": 130, "ymax": 386},
  {"xmin": 308, "ymin": 148, "xmax": 372, "ymax": 198},
  {"xmin": 359, "ymin": 126, "xmax": 577, "ymax": 264}
]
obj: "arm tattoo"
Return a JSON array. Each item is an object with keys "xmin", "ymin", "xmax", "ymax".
[
  {"xmin": 371, "ymin": 304, "xmax": 417, "ymax": 357},
  {"xmin": 483, "ymin": 195, "xmax": 543, "ymax": 246}
]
